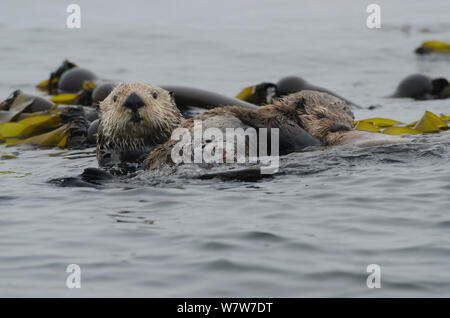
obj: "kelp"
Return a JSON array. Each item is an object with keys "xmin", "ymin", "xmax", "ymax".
[
  {"xmin": 49, "ymin": 80, "xmax": 97, "ymax": 106},
  {"xmin": 0, "ymin": 114, "xmax": 61, "ymax": 138},
  {"xmin": 356, "ymin": 111, "xmax": 450, "ymax": 136},
  {"xmin": 2, "ymin": 117, "xmax": 90, "ymax": 149},
  {"xmin": 415, "ymin": 41, "xmax": 450, "ymax": 55},
  {"xmin": 0, "ymin": 94, "xmax": 92, "ymax": 149},
  {"xmin": 36, "ymin": 59, "xmax": 77, "ymax": 94},
  {"xmin": 413, "ymin": 111, "xmax": 449, "ymax": 133}
]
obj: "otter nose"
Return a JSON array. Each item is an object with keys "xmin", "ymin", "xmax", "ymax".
[
  {"xmin": 330, "ymin": 124, "xmax": 351, "ymax": 132},
  {"xmin": 124, "ymin": 93, "xmax": 145, "ymax": 112}
]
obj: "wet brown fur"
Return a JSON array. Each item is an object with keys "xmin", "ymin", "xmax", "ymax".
[
  {"xmin": 146, "ymin": 90, "xmax": 355, "ymax": 170},
  {"xmin": 97, "ymin": 83, "xmax": 183, "ymax": 167}
]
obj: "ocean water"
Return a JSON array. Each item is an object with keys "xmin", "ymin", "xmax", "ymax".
[{"xmin": 1, "ymin": 0, "xmax": 450, "ymax": 297}]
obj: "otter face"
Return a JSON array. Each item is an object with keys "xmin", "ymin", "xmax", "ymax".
[
  {"xmin": 280, "ymin": 90, "xmax": 355, "ymax": 140},
  {"xmin": 99, "ymin": 83, "xmax": 182, "ymax": 144}
]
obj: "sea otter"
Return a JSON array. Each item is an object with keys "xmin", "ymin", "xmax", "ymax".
[
  {"xmin": 145, "ymin": 90, "xmax": 356, "ymax": 170},
  {"xmin": 96, "ymin": 83, "xmax": 183, "ymax": 170},
  {"xmin": 392, "ymin": 74, "xmax": 450, "ymax": 100},
  {"xmin": 87, "ymin": 85, "xmax": 261, "ymax": 144},
  {"xmin": 236, "ymin": 76, "xmax": 363, "ymax": 109}
]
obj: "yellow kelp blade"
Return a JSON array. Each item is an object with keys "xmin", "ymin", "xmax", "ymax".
[
  {"xmin": 235, "ymin": 86, "xmax": 256, "ymax": 101},
  {"xmin": 359, "ymin": 117, "xmax": 401, "ymax": 128},
  {"xmin": 421, "ymin": 41, "xmax": 450, "ymax": 52},
  {"xmin": 354, "ymin": 121, "xmax": 380, "ymax": 132},
  {"xmin": 0, "ymin": 123, "xmax": 24, "ymax": 138},
  {"xmin": 0, "ymin": 98, "xmax": 35, "ymax": 124},
  {"xmin": 50, "ymin": 93, "xmax": 79, "ymax": 104},
  {"xmin": 382, "ymin": 127, "xmax": 423, "ymax": 135},
  {"xmin": 0, "ymin": 171, "xmax": 15, "ymax": 174},
  {"xmin": 407, "ymin": 121, "xmax": 418, "ymax": 127},
  {"xmin": 0, "ymin": 152, "xmax": 17, "ymax": 160},
  {"xmin": 9, "ymin": 94, "xmax": 35, "ymax": 112},
  {"xmin": 82, "ymin": 80, "xmax": 96, "ymax": 91},
  {"xmin": 57, "ymin": 134, "xmax": 69, "ymax": 148},
  {"xmin": 36, "ymin": 79, "xmax": 49, "ymax": 89},
  {"xmin": 440, "ymin": 114, "xmax": 450, "ymax": 122},
  {"xmin": 414, "ymin": 111, "xmax": 449, "ymax": 133},
  {"xmin": 4, "ymin": 138, "xmax": 23, "ymax": 146},
  {"xmin": 36, "ymin": 78, "xmax": 58, "ymax": 90},
  {"xmin": 0, "ymin": 115, "xmax": 61, "ymax": 138},
  {"xmin": 6, "ymin": 122, "xmax": 71, "ymax": 148}
]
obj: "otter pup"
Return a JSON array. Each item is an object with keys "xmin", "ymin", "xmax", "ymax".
[
  {"xmin": 96, "ymin": 83, "xmax": 183, "ymax": 170},
  {"xmin": 392, "ymin": 74, "xmax": 450, "ymax": 100},
  {"xmin": 236, "ymin": 76, "xmax": 362, "ymax": 109},
  {"xmin": 146, "ymin": 90, "xmax": 354, "ymax": 170}
]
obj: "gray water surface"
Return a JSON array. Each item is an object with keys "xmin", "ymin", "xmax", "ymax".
[{"xmin": 1, "ymin": 0, "xmax": 450, "ymax": 297}]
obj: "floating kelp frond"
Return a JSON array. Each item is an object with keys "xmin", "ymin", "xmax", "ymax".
[
  {"xmin": 50, "ymin": 93, "xmax": 80, "ymax": 104},
  {"xmin": 4, "ymin": 117, "xmax": 90, "ymax": 149},
  {"xmin": 414, "ymin": 111, "xmax": 449, "ymax": 133},
  {"xmin": 36, "ymin": 59, "xmax": 77, "ymax": 94},
  {"xmin": 0, "ymin": 94, "xmax": 93, "ymax": 150},
  {"xmin": 0, "ymin": 171, "xmax": 15, "ymax": 174},
  {"xmin": 50, "ymin": 80, "xmax": 97, "ymax": 106},
  {"xmin": 0, "ymin": 107, "xmax": 81, "ymax": 139},
  {"xmin": 356, "ymin": 111, "xmax": 450, "ymax": 136},
  {"xmin": 0, "ymin": 90, "xmax": 55, "ymax": 124},
  {"xmin": 0, "ymin": 152, "xmax": 18, "ymax": 160},
  {"xmin": 354, "ymin": 121, "xmax": 380, "ymax": 132},
  {"xmin": 0, "ymin": 92, "xmax": 95, "ymax": 150},
  {"xmin": 0, "ymin": 94, "xmax": 35, "ymax": 124},
  {"xmin": 0, "ymin": 115, "xmax": 61, "ymax": 138},
  {"xmin": 415, "ymin": 41, "xmax": 450, "ymax": 55},
  {"xmin": 357, "ymin": 117, "xmax": 401, "ymax": 128},
  {"xmin": 0, "ymin": 90, "xmax": 21, "ymax": 111},
  {"xmin": 4, "ymin": 123, "xmax": 71, "ymax": 147},
  {"xmin": 382, "ymin": 127, "xmax": 422, "ymax": 135},
  {"xmin": 236, "ymin": 86, "xmax": 256, "ymax": 101}
]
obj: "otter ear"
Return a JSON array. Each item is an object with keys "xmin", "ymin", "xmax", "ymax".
[{"xmin": 168, "ymin": 91, "xmax": 176, "ymax": 103}]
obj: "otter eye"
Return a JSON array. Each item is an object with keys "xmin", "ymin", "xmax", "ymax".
[
  {"xmin": 152, "ymin": 92, "xmax": 158, "ymax": 99},
  {"xmin": 113, "ymin": 95, "xmax": 117, "ymax": 102},
  {"xmin": 317, "ymin": 113, "xmax": 325, "ymax": 119}
]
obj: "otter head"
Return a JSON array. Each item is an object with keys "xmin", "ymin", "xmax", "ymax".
[
  {"xmin": 99, "ymin": 83, "xmax": 183, "ymax": 150},
  {"xmin": 278, "ymin": 90, "xmax": 355, "ymax": 140},
  {"xmin": 431, "ymin": 78, "xmax": 450, "ymax": 99}
]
